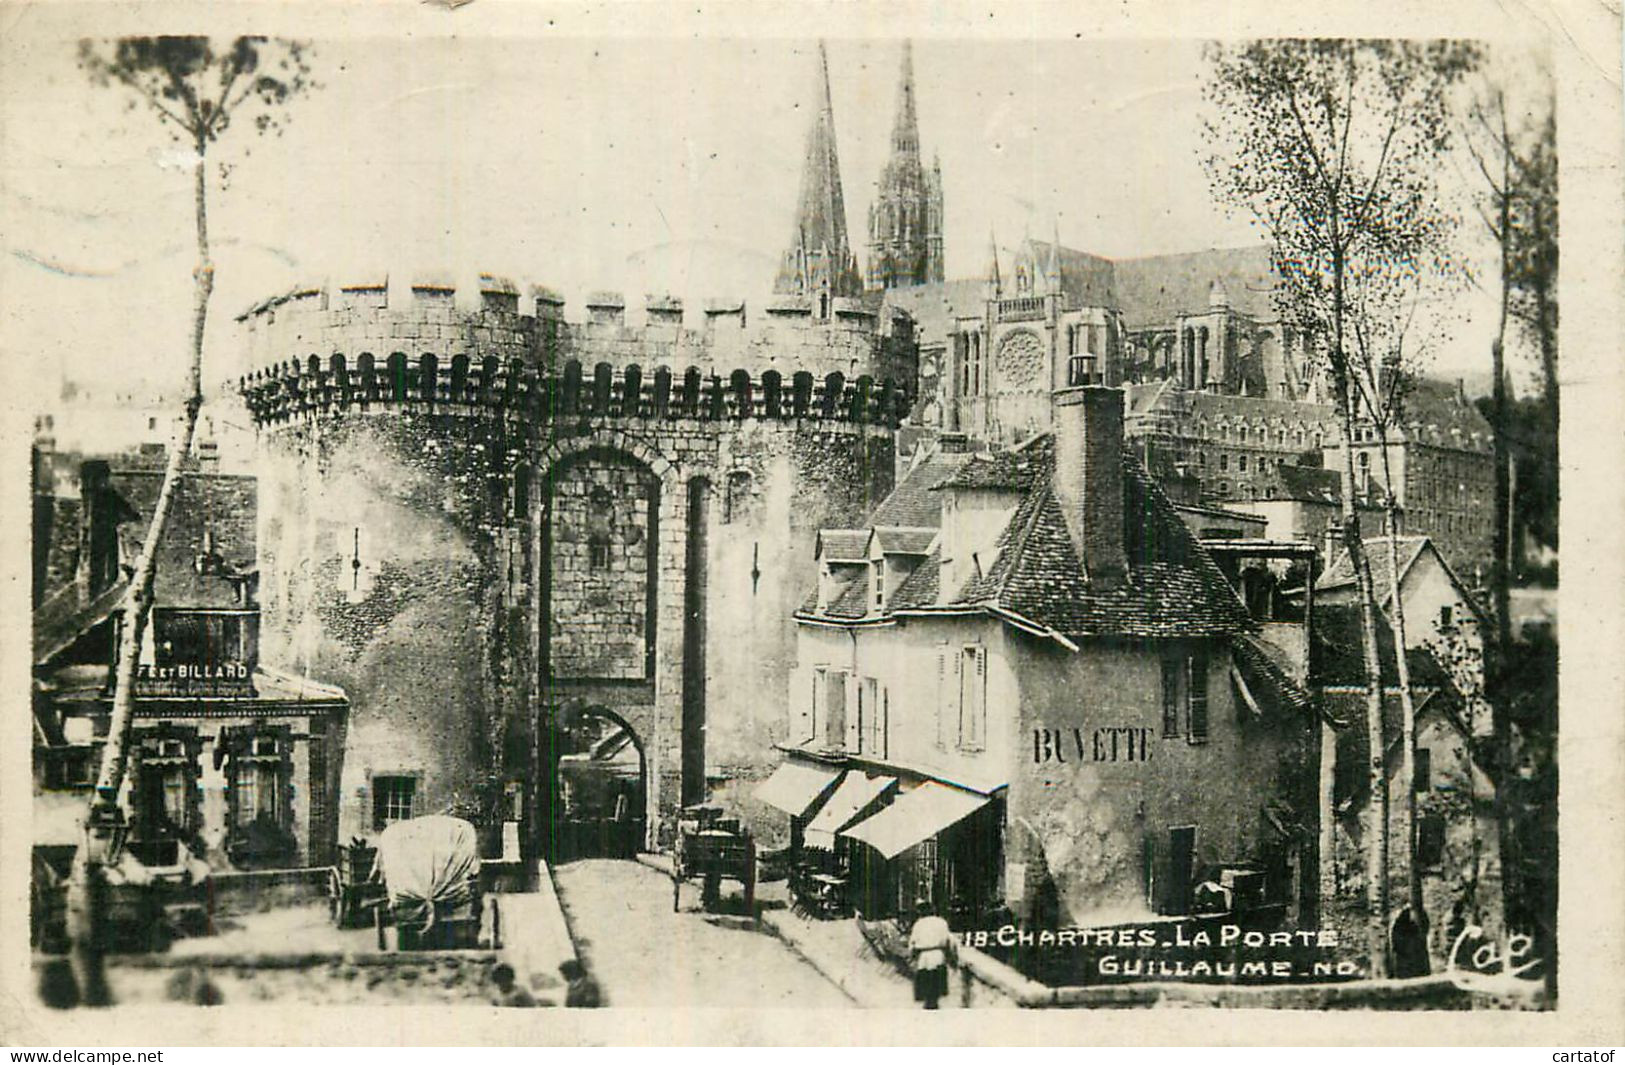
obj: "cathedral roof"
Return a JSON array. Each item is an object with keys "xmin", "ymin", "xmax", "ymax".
[{"xmin": 1109, "ymin": 245, "xmax": 1278, "ymax": 328}]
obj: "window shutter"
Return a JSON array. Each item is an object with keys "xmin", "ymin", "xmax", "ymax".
[
  {"xmin": 954, "ymin": 647, "xmax": 967, "ymax": 747},
  {"xmin": 1187, "ymin": 652, "xmax": 1209, "ymax": 743},
  {"xmin": 880, "ymin": 688, "xmax": 890, "ymax": 760},
  {"xmin": 935, "ymin": 647, "xmax": 950, "ymax": 749},
  {"xmin": 790, "ymin": 666, "xmax": 813, "ymax": 744},
  {"xmin": 1161, "ymin": 658, "xmax": 1181, "ymax": 737},
  {"xmin": 843, "ymin": 673, "xmax": 861, "ymax": 752}
]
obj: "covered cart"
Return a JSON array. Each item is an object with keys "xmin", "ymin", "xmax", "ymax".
[{"xmin": 371, "ymin": 815, "xmax": 487, "ymax": 951}]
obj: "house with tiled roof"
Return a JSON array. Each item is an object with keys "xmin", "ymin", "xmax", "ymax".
[
  {"xmin": 1317, "ymin": 534, "xmax": 1491, "ymax": 736},
  {"xmin": 1311, "ymin": 604, "xmax": 1503, "ymax": 970},
  {"xmin": 762, "ymin": 385, "xmax": 1319, "ymax": 930},
  {"xmin": 30, "ymin": 436, "xmax": 349, "ymax": 932}
]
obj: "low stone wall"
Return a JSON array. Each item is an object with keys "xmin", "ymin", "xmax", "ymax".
[
  {"xmin": 208, "ymin": 867, "xmax": 330, "ymax": 917},
  {"xmin": 98, "ymin": 948, "xmax": 503, "ymax": 1007}
]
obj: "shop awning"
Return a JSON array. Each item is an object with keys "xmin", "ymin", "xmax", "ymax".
[
  {"xmin": 754, "ymin": 760, "xmax": 842, "ymax": 817},
  {"xmin": 803, "ymin": 771, "xmax": 896, "ymax": 849},
  {"xmin": 841, "ymin": 781, "xmax": 990, "ymax": 859}
]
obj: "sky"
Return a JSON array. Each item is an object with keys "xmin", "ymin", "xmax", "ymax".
[{"xmin": 0, "ymin": 15, "xmax": 1549, "ymax": 414}]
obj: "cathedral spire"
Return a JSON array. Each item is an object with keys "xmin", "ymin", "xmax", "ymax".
[
  {"xmin": 1045, "ymin": 217, "xmax": 1063, "ymax": 296},
  {"xmin": 985, "ymin": 230, "xmax": 1002, "ymax": 299},
  {"xmin": 774, "ymin": 40, "xmax": 861, "ymax": 299},
  {"xmin": 866, "ymin": 40, "xmax": 945, "ymax": 291},
  {"xmin": 890, "ymin": 40, "xmax": 920, "ymax": 160}
]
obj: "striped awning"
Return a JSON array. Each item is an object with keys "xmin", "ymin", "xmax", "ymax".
[
  {"xmin": 841, "ymin": 781, "xmax": 990, "ymax": 859},
  {"xmin": 754, "ymin": 760, "xmax": 842, "ymax": 817},
  {"xmin": 802, "ymin": 771, "xmax": 896, "ymax": 850}
]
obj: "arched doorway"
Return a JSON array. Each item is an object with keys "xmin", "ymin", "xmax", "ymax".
[{"xmin": 541, "ymin": 701, "xmax": 648, "ymax": 862}]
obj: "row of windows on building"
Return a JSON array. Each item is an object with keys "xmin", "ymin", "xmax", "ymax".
[
  {"xmin": 1196, "ymin": 422, "xmax": 1325, "ymax": 449},
  {"xmin": 801, "ymin": 647, "xmax": 1214, "ymax": 760}
]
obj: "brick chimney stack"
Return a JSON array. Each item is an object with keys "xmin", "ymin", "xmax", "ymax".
[{"xmin": 1052, "ymin": 385, "xmax": 1127, "ymax": 585}]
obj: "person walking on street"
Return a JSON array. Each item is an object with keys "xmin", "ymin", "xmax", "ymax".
[{"xmin": 908, "ymin": 900, "xmax": 956, "ymax": 1009}]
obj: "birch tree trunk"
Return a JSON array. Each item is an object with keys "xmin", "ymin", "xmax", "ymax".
[
  {"xmin": 65, "ymin": 137, "xmax": 212, "ymax": 1007},
  {"xmin": 1377, "ymin": 433, "xmax": 1427, "ymax": 955}
]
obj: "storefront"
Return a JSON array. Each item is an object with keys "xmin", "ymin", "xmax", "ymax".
[{"xmin": 756, "ymin": 755, "xmax": 1003, "ymax": 923}]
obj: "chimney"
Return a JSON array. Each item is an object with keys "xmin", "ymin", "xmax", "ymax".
[
  {"xmin": 1051, "ymin": 385, "xmax": 1127, "ymax": 584},
  {"xmin": 1324, "ymin": 521, "xmax": 1344, "ymax": 566},
  {"xmin": 77, "ymin": 460, "xmax": 114, "ymax": 600}
]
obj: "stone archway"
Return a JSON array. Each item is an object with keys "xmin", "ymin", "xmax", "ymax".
[
  {"xmin": 535, "ymin": 427, "xmax": 696, "ymax": 853},
  {"xmin": 543, "ymin": 701, "xmax": 649, "ymax": 862}
]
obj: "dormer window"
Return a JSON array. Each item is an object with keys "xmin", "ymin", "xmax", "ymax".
[{"xmin": 873, "ymin": 561, "xmax": 885, "ymax": 611}]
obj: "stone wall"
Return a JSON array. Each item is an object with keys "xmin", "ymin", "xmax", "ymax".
[{"xmin": 240, "ymin": 276, "xmax": 911, "ymax": 852}]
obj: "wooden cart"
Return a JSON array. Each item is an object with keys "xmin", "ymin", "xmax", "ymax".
[
  {"xmin": 371, "ymin": 815, "xmax": 489, "ymax": 951},
  {"xmin": 671, "ymin": 805, "xmax": 756, "ymax": 923},
  {"xmin": 328, "ymin": 839, "xmax": 386, "ymax": 929}
]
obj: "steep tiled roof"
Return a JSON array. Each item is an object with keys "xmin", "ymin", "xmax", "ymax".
[
  {"xmin": 824, "ymin": 571, "xmax": 871, "ymax": 620},
  {"xmin": 1394, "ymin": 378, "xmax": 1494, "ymax": 454},
  {"xmin": 872, "ymin": 527, "xmax": 936, "ymax": 555},
  {"xmin": 888, "ymin": 550, "xmax": 940, "ymax": 610},
  {"xmin": 1317, "ymin": 536, "xmax": 1431, "ymax": 595},
  {"xmin": 946, "ymin": 444, "xmax": 1252, "ymax": 639},
  {"xmin": 1311, "ymin": 603, "xmax": 1453, "ymax": 690},
  {"xmin": 1233, "ymin": 633, "xmax": 1313, "ymax": 715},
  {"xmin": 869, "ymin": 450, "xmax": 969, "ymax": 527},
  {"xmin": 933, "ymin": 435, "xmax": 1050, "ymax": 492},
  {"xmin": 816, "ymin": 530, "xmax": 870, "ymax": 562},
  {"xmin": 1025, "ymin": 240, "xmax": 1119, "ymax": 309}
]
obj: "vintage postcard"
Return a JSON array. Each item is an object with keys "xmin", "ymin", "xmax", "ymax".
[{"xmin": 1, "ymin": 0, "xmax": 1620, "ymax": 1047}]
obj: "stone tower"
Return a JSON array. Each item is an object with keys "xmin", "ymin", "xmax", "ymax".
[
  {"xmin": 774, "ymin": 41, "xmax": 863, "ymax": 305},
  {"xmin": 866, "ymin": 41, "xmax": 945, "ymax": 291}
]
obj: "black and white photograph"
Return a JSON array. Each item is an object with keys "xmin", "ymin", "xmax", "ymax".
[{"xmin": 1, "ymin": 0, "xmax": 1619, "ymax": 1047}]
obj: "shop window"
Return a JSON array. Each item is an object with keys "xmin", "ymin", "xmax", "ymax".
[{"xmin": 373, "ymin": 774, "xmax": 417, "ymax": 831}]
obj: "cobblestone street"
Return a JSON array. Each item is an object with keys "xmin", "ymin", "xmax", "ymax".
[{"xmin": 550, "ymin": 859, "xmax": 853, "ymax": 1008}]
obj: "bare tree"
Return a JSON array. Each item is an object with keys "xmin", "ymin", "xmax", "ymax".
[
  {"xmin": 1461, "ymin": 72, "xmax": 1559, "ymax": 969},
  {"xmin": 65, "ymin": 35, "xmax": 314, "ymax": 1006},
  {"xmin": 1346, "ymin": 275, "xmax": 1444, "ymax": 966},
  {"xmin": 1204, "ymin": 39, "xmax": 1479, "ymax": 977}
]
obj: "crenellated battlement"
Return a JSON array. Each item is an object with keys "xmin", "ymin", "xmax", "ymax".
[
  {"xmin": 237, "ymin": 274, "xmax": 918, "ymax": 387},
  {"xmin": 238, "ymin": 352, "xmax": 913, "ymax": 431}
]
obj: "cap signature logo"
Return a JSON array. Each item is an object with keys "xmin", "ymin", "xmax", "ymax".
[{"xmin": 1445, "ymin": 924, "xmax": 1546, "ymax": 995}]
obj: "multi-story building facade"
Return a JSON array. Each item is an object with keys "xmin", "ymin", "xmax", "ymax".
[
  {"xmin": 31, "ymin": 442, "xmax": 348, "ymax": 884},
  {"xmin": 1323, "ymin": 379, "xmax": 1496, "ymax": 582},
  {"xmin": 767, "ymin": 385, "xmax": 1318, "ymax": 928}
]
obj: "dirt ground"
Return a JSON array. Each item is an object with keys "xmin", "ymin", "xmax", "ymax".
[{"xmin": 550, "ymin": 858, "xmax": 852, "ymax": 1008}]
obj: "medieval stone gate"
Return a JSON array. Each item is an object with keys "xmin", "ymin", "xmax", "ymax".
[{"xmin": 239, "ymin": 279, "xmax": 912, "ymax": 863}]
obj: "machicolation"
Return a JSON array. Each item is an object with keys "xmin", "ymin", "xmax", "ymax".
[{"xmin": 237, "ymin": 273, "xmax": 918, "ymax": 429}]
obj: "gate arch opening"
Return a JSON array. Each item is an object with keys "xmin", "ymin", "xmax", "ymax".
[{"xmin": 542, "ymin": 702, "xmax": 648, "ymax": 862}]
